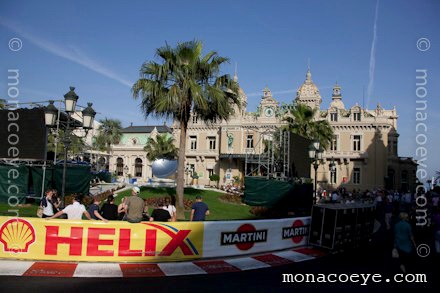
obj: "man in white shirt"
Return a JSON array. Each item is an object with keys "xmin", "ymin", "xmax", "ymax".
[{"xmin": 47, "ymin": 194, "xmax": 92, "ymax": 220}]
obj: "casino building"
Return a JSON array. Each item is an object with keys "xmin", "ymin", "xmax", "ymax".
[{"xmin": 171, "ymin": 69, "xmax": 417, "ymax": 192}]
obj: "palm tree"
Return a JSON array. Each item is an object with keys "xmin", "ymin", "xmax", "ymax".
[
  {"xmin": 283, "ymin": 103, "xmax": 334, "ymax": 149},
  {"xmin": 94, "ymin": 118, "xmax": 122, "ymax": 152},
  {"xmin": 144, "ymin": 133, "xmax": 178, "ymax": 161},
  {"xmin": 132, "ymin": 40, "xmax": 240, "ymax": 219}
]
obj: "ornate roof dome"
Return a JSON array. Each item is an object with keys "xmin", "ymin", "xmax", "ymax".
[{"xmin": 295, "ymin": 69, "xmax": 322, "ymax": 109}]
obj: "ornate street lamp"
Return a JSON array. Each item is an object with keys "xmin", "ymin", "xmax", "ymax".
[
  {"xmin": 44, "ymin": 100, "xmax": 58, "ymax": 127},
  {"xmin": 309, "ymin": 140, "xmax": 323, "ymax": 203},
  {"xmin": 329, "ymin": 157, "xmax": 336, "ymax": 190},
  {"xmin": 82, "ymin": 102, "xmax": 96, "ymax": 129},
  {"xmin": 44, "ymin": 87, "xmax": 96, "ymax": 206}
]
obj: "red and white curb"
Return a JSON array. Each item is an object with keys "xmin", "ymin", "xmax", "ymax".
[{"xmin": 0, "ymin": 247, "xmax": 327, "ymax": 278}]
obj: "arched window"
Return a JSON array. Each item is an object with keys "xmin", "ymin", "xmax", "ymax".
[
  {"xmin": 116, "ymin": 157, "xmax": 124, "ymax": 176},
  {"xmin": 135, "ymin": 158, "xmax": 143, "ymax": 177}
]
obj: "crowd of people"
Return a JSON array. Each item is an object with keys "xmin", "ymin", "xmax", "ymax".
[
  {"xmin": 317, "ymin": 186, "xmax": 440, "ymax": 272},
  {"xmin": 42, "ymin": 186, "xmax": 209, "ymax": 223}
]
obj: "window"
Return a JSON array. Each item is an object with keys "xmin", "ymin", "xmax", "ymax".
[
  {"xmin": 208, "ymin": 137, "xmax": 216, "ymax": 150},
  {"xmin": 247, "ymin": 135, "xmax": 254, "ymax": 148},
  {"xmin": 116, "ymin": 157, "xmax": 124, "ymax": 176},
  {"xmin": 192, "ymin": 115, "xmax": 198, "ymax": 124},
  {"xmin": 190, "ymin": 136, "xmax": 197, "ymax": 150},
  {"xmin": 330, "ymin": 135, "xmax": 338, "ymax": 151},
  {"xmin": 330, "ymin": 168, "xmax": 337, "ymax": 184},
  {"xmin": 353, "ymin": 167, "xmax": 361, "ymax": 184},
  {"xmin": 353, "ymin": 135, "xmax": 361, "ymax": 151},
  {"xmin": 353, "ymin": 112, "xmax": 361, "ymax": 121},
  {"xmin": 330, "ymin": 112, "xmax": 338, "ymax": 122},
  {"xmin": 208, "ymin": 169, "xmax": 214, "ymax": 177},
  {"xmin": 135, "ymin": 158, "xmax": 143, "ymax": 177},
  {"xmin": 393, "ymin": 141, "xmax": 398, "ymax": 155}
]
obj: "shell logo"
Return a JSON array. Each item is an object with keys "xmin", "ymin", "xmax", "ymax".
[{"xmin": 0, "ymin": 218, "xmax": 36, "ymax": 253}]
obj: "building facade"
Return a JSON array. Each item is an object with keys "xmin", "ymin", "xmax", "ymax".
[
  {"xmin": 172, "ymin": 70, "xmax": 417, "ymax": 191},
  {"xmin": 108, "ymin": 125, "xmax": 172, "ymax": 182}
]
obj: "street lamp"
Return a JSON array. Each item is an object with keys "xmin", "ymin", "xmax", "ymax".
[
  {"xmin": 44, "ymin": 87, "xmax": 96, "ymax": 206},
  {"xmin": 329, "ymin": 157, "xmax": 336, "ymax": 191},
  {"xmin": 309, "ymin": 140, "xmax": 323, "ymax": 203}
]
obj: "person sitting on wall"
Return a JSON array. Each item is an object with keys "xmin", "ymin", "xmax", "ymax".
[
  {"xmin": 142, "ymin": 199, "xmax": 150, "ymax": 221},
  {"xmin": 163, "ymin": 197, "xmax": 176, "ymax": 222},
  {"xmin": 100, "ymin": 194, "xmax": 118, "ymax": 220},
  {"xmin": 88, "ymin": 196, "xmax": 108, "ymax": 222},
  {"xmin": 118, "ymin": 197, "xmax": 127, "ymax": 220},
  {"xmin": 123, "ymin": 187, "xmax": 144, "ymax": 223},
  {"xmin": 149, "ymin": 200, "xmax": 171, "ymax": 222},
  {"xmin": 47, "ymin": 194, "xmax": 92, "ymax": 220}
]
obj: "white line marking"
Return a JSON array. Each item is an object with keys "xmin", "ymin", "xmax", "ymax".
[
  {"xmin": 225, "ymin": 257, "xmax": 271, "ymax": 271},
  {"xmin": 0, "ymin": 260, "xmax": 34, "ymax": 276},
  {"xmin": 73, "ymin": 263, "xmax": 123, "ymax": 278},
  {"xmin": 158, "ymin": 262, "xmax": 208, "ymax": 276},
  {"xmin": 273, "ymin": 251, "xmax": 315, "ymax": 262}
]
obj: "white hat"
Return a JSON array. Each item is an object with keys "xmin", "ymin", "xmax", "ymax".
[{"xmin": 132, "ymin": 187, "xmax": 140, "ymax": 194}]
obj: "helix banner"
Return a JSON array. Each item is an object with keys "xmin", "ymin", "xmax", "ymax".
[{"xmin": 0, "ymin": 217, "xmax": 204, "ymax": 262}]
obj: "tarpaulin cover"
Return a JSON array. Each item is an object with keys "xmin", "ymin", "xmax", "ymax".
[
  {"xmin": 243, "ymin": 176, "xmax": 293, "ymax": 207},
  {"xmin": 243, "ymin": 176, "xmax": 313, "ymax": 209},
  {"xmin": 53, "ymin": 164, "xmax": 91, "ymax": 195},
  {"xmin": 29, "ymin": 166, "xmax": 54, "ymax": 199},
  {"xmin": 0, "ymin": 164, "xmax": 29, "ymax": 203}
]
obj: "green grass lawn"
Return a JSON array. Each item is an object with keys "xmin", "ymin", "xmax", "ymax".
[
  {"xmin": 0, "ymin": 187, "xmax": 256, "ymax": 221},
  {"xmin": 115, "ymin": 187, "xmax": 255, "ymax": 221}
]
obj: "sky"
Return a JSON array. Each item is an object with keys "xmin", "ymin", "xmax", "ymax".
[{"xmin": 0, "ymin": 0, "xmax": 439, "ymax": 179}]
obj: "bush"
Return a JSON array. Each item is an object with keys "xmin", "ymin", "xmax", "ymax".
[{"xmin": 209, "ymin": 174, "xmax": 220, "ymax": 182}]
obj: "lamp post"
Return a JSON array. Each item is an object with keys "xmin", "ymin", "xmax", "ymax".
[
  {"xmin": 308, "ymin": 140, "xmax": 323, "ymax": 203},
  {"xmin": 329, "ymin": 157, "xmax": 336, "ymax": 191},
  {"xmin": 44, "ymin": 87, "xmax": 96, "ymax": 206}
]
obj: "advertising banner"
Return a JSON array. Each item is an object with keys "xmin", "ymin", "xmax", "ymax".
[
  {"xmin": 0, "ymin": 217, "xmax": 204, "ymax": 262},
  {"xmin": 203, "ymin": 217, "xmax": 311, "ymax": 258}
]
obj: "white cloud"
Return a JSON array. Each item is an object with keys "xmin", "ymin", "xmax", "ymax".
[
  {"xmin": 366, "ymin": 0, "xmax": 380, "ymax": 109},
  {"xmin": 0, "ymin": 18, "xmax": 133, "ymax": 88}
]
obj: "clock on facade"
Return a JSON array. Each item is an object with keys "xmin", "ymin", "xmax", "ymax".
[{"xmin": 264, "ymin": 107, "xmax": 274, "ymax": 117}]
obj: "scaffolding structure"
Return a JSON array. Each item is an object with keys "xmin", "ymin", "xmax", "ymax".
[{"xmin": 244, "ymin": 127, "xmax": 291, "ymax": 181}]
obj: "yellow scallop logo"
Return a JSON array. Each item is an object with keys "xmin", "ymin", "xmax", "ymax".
[{"xmin": 0, "ymin": 218, "xmax": 36, "ymax": 253}]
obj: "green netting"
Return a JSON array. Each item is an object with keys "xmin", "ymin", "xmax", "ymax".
[
  {"xmin": 30, "ymin": 166, "xmax": 54, "ymax": 199},
  {"xmin": 53, "ymin": 164, "xmax": 91, "ymax": 195},
  {"xmin": 243, "ymin": 176, "xmax": 314, "ymax": 209},
  {"xmin": 243, "ymin": 176, "xmax": 293, "ymax": 207},
  {"xmin": 0, "ymin": 164, "xmax": 29, "ymax": 203}
]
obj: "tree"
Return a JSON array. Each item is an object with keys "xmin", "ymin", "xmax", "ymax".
[
  {"xmin": 132, "ymin": 40, "xmax": 240, "ymax": 219},
  {"xmin": 144, "ymin": 133, "xmax": 178, "ymax": 161},
  {"xmin": 283, "ymin": 103, "xmax": 334, "ymax": 149},
  {"xmin": 0, "ymin": 99, "xmax": 5, "ymax": 109},
  {"xmin": 47, "ymin": 129, "xmax": 86, "ymax": 157},
  {"xmin": 93, "ymin": 118, "xmax": 122, "ymax": 153}
]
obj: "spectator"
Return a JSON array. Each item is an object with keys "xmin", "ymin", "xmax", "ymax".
[
  {"xmin": 88, "ymin": 196, "xmax": 108, "ymax": 222},
  {"xmin": 41, "ymin": 189, "xmax": 55, "ymax": 218},
  {"xmin": 394, "ymin": 212, "xmax": 416, "ymax": 273},
  {"xmin": 100, "ymin": 195, "xmax": 118, "ymax": 220},
  {"xmin": 123, "ymin": 187, "xmax": 144, "ymax": 223},
  {"xmin": 163, "ymin": 197, "xmax": 176, "ymax": 221},
  {"xmin": 47, "ymin": 194, "xmax": 92, "ymax": 220},
  {"xmin": 118, "ymin": 197, "xmax": 127, "ymax": 220},
  {"xmin": 149, "ymin": 200, "xmax": 171, "ymax": 222},
  {"xmin": 190, "ymin": 195, "xmax": 209, "ymax": 221}
]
